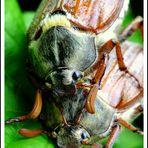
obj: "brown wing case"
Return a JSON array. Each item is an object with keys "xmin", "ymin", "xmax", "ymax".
[
  {"xmin": 63, "ymin": 0, "xmax": 124, "ymax": 33},
  {"xmin": 27, "ymin": 0, "xmax": 124, "ymax": 41},
  {"xmin": 100, "ymin": 41, "xmax": 143, "ymax": 107}
]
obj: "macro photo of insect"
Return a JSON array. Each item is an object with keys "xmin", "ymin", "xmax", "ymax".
[{"xmin": 5, "ymin": 0, "xmax": 144, "ymax": 148}]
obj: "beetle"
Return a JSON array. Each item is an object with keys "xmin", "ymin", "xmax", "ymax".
[
  {"xmin": 51, "ymin": 41, "xmax": 143, "ymax": 148},
  {"xmin": 5, "ymin": 0, "xmax": 143, "ymax": 147},
  {"xmin": 7, "ymin": 41, "xmax": 143, "ymax": 148}
]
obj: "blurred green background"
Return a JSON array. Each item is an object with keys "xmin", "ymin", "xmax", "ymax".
[{"xmin": 5, "ymin": 0, "xmax": 143, "ymax": 148}]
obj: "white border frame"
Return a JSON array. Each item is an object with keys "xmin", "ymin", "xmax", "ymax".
[
  {"xmin": 1, "ymin": 0, "xmax": 5, "ymax": 148},
  {"xmin": 144, "ymin": 0, "xmax": 147, "ymax": 148}
]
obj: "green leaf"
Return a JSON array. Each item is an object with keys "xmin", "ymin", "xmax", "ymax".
[
  {"xmin": 23, "ymin": 12, "xmax": 35, "ymax": 29},
  {"xmin": 5, "ymin": 120, "xmax": 54, "ymax": 148},
  {"xmin": 113, "ymin": 128, "xmax": 143, "ymax": 148},
  {"xmin": 121, "ymin": 9, "xmax": 143, "ymax": 45},
  {"xmin": 5, "ymin": 0, "xmax": 34, "ymax": 117}
]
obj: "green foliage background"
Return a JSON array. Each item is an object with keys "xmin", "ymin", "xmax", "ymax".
[{"xmin": 5, "ymin": 0, "xmax": 143, "ymax": 148}]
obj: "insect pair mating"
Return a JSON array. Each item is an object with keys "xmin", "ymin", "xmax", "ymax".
[{"xmin": 5, "ymin": 0, "xmax": 143, "ymax": 148}]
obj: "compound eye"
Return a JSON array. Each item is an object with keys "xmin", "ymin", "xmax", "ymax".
[
  {"xmin": 72, "ymin": 71, "xmax": 82, "ymax": 81},
  {"xmin": 81, "ymin": 132, "xmax": 89, "ymax": 140}
]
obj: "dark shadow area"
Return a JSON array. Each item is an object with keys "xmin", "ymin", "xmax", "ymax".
[
  {"xmin": 130, "ymin": 0, "xmax": 143, "ymax": 16},
  {"xmin": 17, "ymin": 0, "xmax": 41, "ymax": 11}
]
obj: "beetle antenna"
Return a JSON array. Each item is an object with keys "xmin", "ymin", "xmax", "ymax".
[
  {"xmin": 5, "ymin": 89, "xmax": 42, "ymax": 124},
  {"xmin": 19, "ymin": 128, "xmax": 44, "ymax": 137}
]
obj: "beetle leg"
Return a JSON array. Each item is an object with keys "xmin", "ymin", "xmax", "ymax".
[
  {"xmin": 85, "ymin": 38, "xmax": 141, "ymax": 114},
  {"xmin": 118, "ymin": 16, "xmax": 143, "ymax": 42},
  {"xmin": 91, "ymin": 53, "xmax": 108, "ymax": 85},
  {"xmin": 98, "ymin": 39, "xmax": 126, "ymax": 70},
  {"xmin": 5, "ymin": 89, "xmax": 42, "ymax": 124},
  {"xmin": 84, "ymin": 53, "xmax": 108, "ymax": 114},
  {"xmin": 117, "ymin": 88, "xmax": 143, "ymax": 111},
  {"xmin": 105, "ymin": 125, "xmax": 121, "ymax": 148},
  {"xmin": 28, "ymin": 89, "xmax": 42, "ymax": 119},
  {"xmin": 19, "ymin": 128, "xmax": 44, "ymax": 137},
  {"xmin": 85, "ymin": 84, "xmax": 98, "ymax": 114},
  {"xmin": 117, "ymin": 117, "xmax": 143, "ymax": 135},
  {"xmin": 114, "ymin": 41, "xmax": 127, "ymax": 70},
  {"xmin": 97, "ymin": 39, "xmax": 142, "ymax": 84}
]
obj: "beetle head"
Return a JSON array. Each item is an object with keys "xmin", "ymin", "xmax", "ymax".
[
  {"xmin": 54, "ymin": 124, "xmax": 90, "ymax": 148},
  {"xmin": 45, "ymin": 68, "xmax": 83, "ymax": 96}
]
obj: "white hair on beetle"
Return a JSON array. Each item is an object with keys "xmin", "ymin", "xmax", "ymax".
[{"xmin": 42, "ymin": 14, "xmax": 71, "ymax": 33}]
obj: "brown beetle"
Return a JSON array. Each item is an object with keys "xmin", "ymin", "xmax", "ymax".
[{"xmin": 52, "ymin": 40, "xmax": 143, "ymax": 148}]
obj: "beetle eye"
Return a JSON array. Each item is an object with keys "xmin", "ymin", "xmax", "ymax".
[
  {"xmin": 72, "ymin": 71, "xmax": 82, "ymax": 81},
  {"xmin": 81, "ymin": 132, "xmax": 88, "ymax": 140}
]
